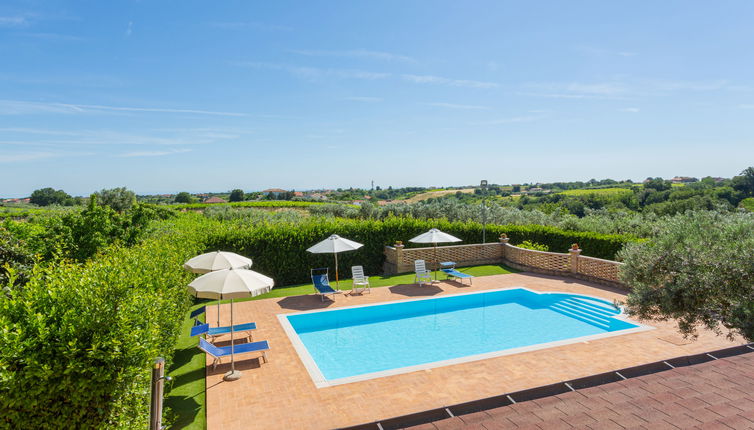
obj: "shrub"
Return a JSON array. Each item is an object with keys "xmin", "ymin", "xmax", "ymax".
[
  {"xmin": 515, "ymin": 240, "xmax": 549, "ymax": 251},
  {"xmin": 0, "ymin": 216, "xmax": 210, "ymax": 428}
]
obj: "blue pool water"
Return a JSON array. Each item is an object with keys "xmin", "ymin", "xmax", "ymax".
[{"xmin": 284, "ymin": 288, "xmax": 641, "ymax": 382}]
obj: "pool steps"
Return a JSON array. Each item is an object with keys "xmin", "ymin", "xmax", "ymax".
[{"xmin": 547, "ymin": 297, "xmax": 620, "ymax": 330}]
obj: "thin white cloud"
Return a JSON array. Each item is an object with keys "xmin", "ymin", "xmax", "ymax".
[
  {"xmin": 125, "ymin": 21, "xmax": 132, "ymax": 37},
  {"xmin": 0, "ymin": 151, "xmax": 56, "ymax": 162},
  {"xmin": 522, "ymin": 78, "xmax": 730, "ymax": 100},
  {"xmin": 0, "ymin": 99, "xmax": 248, "ymax": 117},
  {"xmin": 208, "ymin": 21, "xmax": 292, "ymax": 31},
  {"xmin": 342, "ymin": 96, "xmax": 383, "ymax": 103},
  {"xmin": 118, "ymin": 149, "xmax": 192, "ymax": 158},
  {"xmin": 574, "ymin": 46, "xmax": 638, "ymax": 57},
  {"xmin": 471, "ymin": 116, "xmax": 542, "ymax": 125},
  {"xmin": 0, "ymin": 15, "xmax": 28, "ymax": 27},
  {"xmin": 236, "ymin": 62, "xmax": 390, "ymax": 81},
  {"xmin": 423, "ymin": 102, "xmax": 488, "ymax": 110},
  {"xmin": 19, "ymin": 32, "xmax": 84, "ymax": 42},
  {"xmin": 291, "ymin": 49, "xmax": 415, "ymax": 63},
  {"xmin": 0, "ymin": 128, "xmax": 239, "ymax": 147},
  {"xmin": 401, "ymin": 74, "xmax": 499, "ymax": 89},
  {"xmin": 620, "ymin": 107, "xmax": 640, "ymax": 113}
]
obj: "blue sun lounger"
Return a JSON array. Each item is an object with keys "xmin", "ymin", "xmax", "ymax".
[
  {"xmin": 442, "ymin": 268, "xmax": 474, "ymax": 285},
  {"xmin": 311, "ymin": 268, "xmax": 338, "ymax": 301},
  {"xmin": 191, "ymin": 322, "xmax": 257, "ymax": 341},
  {"xmin": 198, "ymin": 337, "xmax": 269, "ymax": 370}
]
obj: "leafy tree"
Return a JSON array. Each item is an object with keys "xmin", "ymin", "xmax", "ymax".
[
  {"xmin": 29, "ymin": 187, "xmax": 72, "ymax": 206},
  {"xmin": 93, "ymin": 187, "xmax": 136, "ymax": 212},
  {"xmin": 643, "ymin": 177, "xmax": 671, "ymax": 192},
  {"xmin": 174, "ymin": 192, "xmax": 194, "ymax": 203},
  {"xmin": 732, "ymin": 166, "xmax": 754, "ymax": 197},
  {"xmin": 619, "ymin": 211, "xmax": 754, "ymax": 342},
  {"xmin": 229, "ymin": 189, "xmax": 245, "ymax": 202}
]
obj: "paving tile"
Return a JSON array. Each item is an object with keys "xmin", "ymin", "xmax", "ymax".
[
  {"xmin": 716, "ymin": 414, "xmax": 754, "ymax": 429},
  {"xmin": 506, "ymin": 412, "xmax": 543, "ymax": 426},
  {"xmin": 677, "ymin": 397, "xmax": 713, "ymax": 411},
  {"xmin": 707, "ymin": 404, "xmax": 748, "ymax": 418},
  {"xmin": 698, "ymin": 421, "xmax": 730, "ymax": 430},
  {"xmin": 534, "ymin": 417, "xmax": 572, "ymax": 430}
]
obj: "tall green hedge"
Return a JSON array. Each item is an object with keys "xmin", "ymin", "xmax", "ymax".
[
  {"xmin": 0, "ymin": 216, "xmax": 210, "ymax": 429},
  {"xmin": 205, "ymin": 217, "xmax": 637, "ymax": 286}
]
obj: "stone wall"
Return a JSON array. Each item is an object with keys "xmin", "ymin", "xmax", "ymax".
[{"xmin": 383, "ymin": 236, "xmax": 626, "ymax": 289}]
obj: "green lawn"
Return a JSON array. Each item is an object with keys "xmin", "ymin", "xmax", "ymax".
[{"xmin": 164, "ymin": 264, "xmax": 516, "ymax": 429}]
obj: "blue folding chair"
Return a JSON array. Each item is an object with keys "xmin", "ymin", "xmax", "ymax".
[
  {"xmin": 190, "ymin": 306, "xmax": 206, "ymax": 326},
  {"xmin": 311, "ymin": 267, "xmax": 338, "ymax": 301},
  {"xmin": 191, "ymin": 322, "xmax": 257, "ymax": 341},
  {"xmin": 198, "ymin": 338, "xmax": 269, "ymax": 370}
]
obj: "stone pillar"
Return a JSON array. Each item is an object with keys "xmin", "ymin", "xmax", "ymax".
[
  {"xmin": 383, "ymin": 245, "xmax": 399, "ymax": 275},
  {"xmin": 569, "ymin": 246, "xmax": 581, "ymax": 273},
  {"xmin": 394, "ymin": 244, "xmax": 404, "ymax": 268},
  {"xmin": 499, "ymin": 235, "xmax": 510, "ymax": 260}
]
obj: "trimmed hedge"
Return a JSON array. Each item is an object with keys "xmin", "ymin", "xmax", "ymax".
[
  {"xmin": 0, "ymin": 216, "xmax": 210, "ymax": 429},
  {"xmin": 205, "ymin": 217, "xmax": 638, "ymax": 286}
]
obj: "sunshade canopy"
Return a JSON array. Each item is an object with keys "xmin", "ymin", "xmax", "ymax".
[
  {"xmin": 409, "ymin": 228, "xmax": 462, "ymax": 244},
  {"xmin": 306, "ymin": 234, "xmax": 364, "ymax": 254},
  {"xmin": 183, "ymin": 251, "xmax": 252, "ymax": 274},
  {"xmin": 187, "ymin": 268, "xmax": 274, "ymax": 300}
]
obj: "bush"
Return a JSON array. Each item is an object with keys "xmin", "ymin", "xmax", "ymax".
[
  {"xmin": 0, "ymin": 216, "xmax": 210, "ymax": 428},
  {"xmin": 740, "ymin": 197, "xmax": 754, "ymax": 212},
  {"xmin": 204, "ymin": 217, "xmax": 637, "ymax": 286},
  {"xmin": 515, "ymin": 240, "xmax": 549, "ymax": 251}
]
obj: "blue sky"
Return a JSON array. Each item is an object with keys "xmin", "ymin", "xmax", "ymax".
[{"xmin": 1, "ymin": 1, "xmax": 753, "ymax": 197}]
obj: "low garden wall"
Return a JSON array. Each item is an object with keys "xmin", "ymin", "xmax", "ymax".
[{"xmin": 384, "ymin": 236, "xmax": 626, "ymax": 290}]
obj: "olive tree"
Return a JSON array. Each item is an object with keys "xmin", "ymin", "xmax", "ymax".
[
  {"xmin": 174, "ymin": 192, "xmax": 194, "ymax": 203},
  {"xmin": 228, "ymin": 189, "xmax": 245, "ymax": 202},
  {"xmin": 618, "ymin": 211, "xmax": 754, "ymax": 341},
  {"xmin": 92, "ymin": 187, "xmax": 136, "ymax": 212}
]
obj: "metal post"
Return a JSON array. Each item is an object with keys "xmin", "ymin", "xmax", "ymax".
[
  {"xmin": 150, "ymin": 358, "xmax": 165, "ymax": 430},
  {"xmin": 480, "ymin": 180, "xmax": 488, "ymax": 243},
  {"xmin": 482, "ymin": 199, "xmax": 487, "ymax": 244}
]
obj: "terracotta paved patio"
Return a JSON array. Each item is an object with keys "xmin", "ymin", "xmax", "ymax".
[{"xmin": 203, "ymin": 272, "xmax": 746, "ymax": 429}]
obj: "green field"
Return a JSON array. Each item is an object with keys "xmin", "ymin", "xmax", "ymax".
[
  {"xmin": 164, "ymin": 264, "xmax": 516, "ymax": 429},
  {"xmin": 558, "ymin": 187, "xmax": 634, "ymax": 196}
]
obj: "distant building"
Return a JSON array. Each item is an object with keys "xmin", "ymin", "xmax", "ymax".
[
  {"xmin": 293, "ymin": 191, "xmax": 304, "ymax": 197},
  {"xmin": 203, "ymin": 196, "xmax": 227, "ymax": 204},
  {"xmin": 262, "ymin": 188, "xmax": 288, "ymax": 198},
  {"xmin": 671, "ymin": 176, "xmax": 698, "ymax": 184},
  {"xmin": 309, "ymin": 193, "xmax": 328, "ymax": 201}
]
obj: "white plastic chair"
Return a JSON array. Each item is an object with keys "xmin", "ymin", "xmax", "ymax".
[
  {"xmin": 350, "ymin": 266, "xmax": 371, "ymax": 294},
  {"xmin": 414, "ymin": 260, "xmax": 432, "ymax": 286}
]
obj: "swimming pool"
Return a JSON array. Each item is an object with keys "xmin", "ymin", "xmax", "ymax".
[{"xmin": 278, "ymin": 287, "xmax": 651, "ymax": 387}]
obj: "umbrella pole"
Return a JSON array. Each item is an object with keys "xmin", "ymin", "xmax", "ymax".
[
  {"xmin": 217, "ymin": 300, "xmax": 220, "ymax": 327},
  {"xmin": 434, "ymin": 243, "xmax": 438, "ymax": 281},
  {"xmin": 224, "ymin": 298, "xmax": 241, "ymax": 381},
  {"xmin": 334, "ymin": 252, "xmax": 340, "ymax": 290}
]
